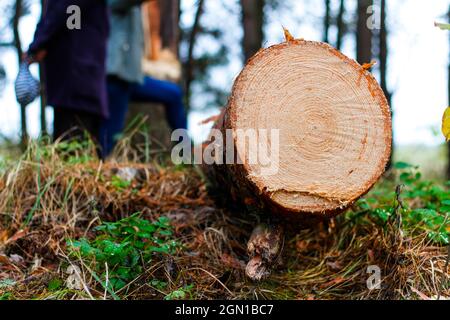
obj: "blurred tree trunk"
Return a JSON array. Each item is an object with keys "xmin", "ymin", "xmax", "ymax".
[
  {"xmin": 13, "ymin": 0, "xmax": 28, "ymax": 148},
  {"xmin": 379, "ymin": 0, "xmax": 392, "ymax": 168},
  {"xmin": 447, "ymin": 5, "xmax": 450, "ymax": 179},
  {"xmin": 158, "ymin": 0, "xmax": 180, "ymax": 56},
  {"xmin": 13, "ymin": 0, "xmax": 23, "ymax": 62},
  {"xmin": 336, "ymin": 0, "xmax": 345, "ymax": 50},
  {"xmin": 240, "ymin": 0, "xmax": 264, "ymax": 62},
  {"xmin": 184, "ymin": 0, "xmax": 205, "ymax": 110},
  {"xmin": 39, "ymin": 0, "xmax": 47, "ymax": 136},
  {"xmin": 379, "ymin": 0, "xmax": 390, "ymax": 104},
  {"xmin": 323, "ymin": 0, "xmax": 331, "ymax": 43},
  {"xmin": 356, "ymin": 0, "xmax": 373, "ymax": 64}
]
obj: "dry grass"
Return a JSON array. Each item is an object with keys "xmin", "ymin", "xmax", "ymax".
[{"xmin": 0, "ymin": 140, "xmax": 448, "ymax": 300}]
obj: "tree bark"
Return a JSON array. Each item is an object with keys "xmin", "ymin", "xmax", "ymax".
[
  {"xmin": 356, "ymin": 0, "xmax": 373, "ymax": 64},
  {"xmin": 379, "ymin": 0, "xmax": 393, "ymax": 168},
  {"xmin": 146, "ymin": 1, "xmax": 161, "ymax": 60},
  {"xmin": 246, "ymin": 224, "xmax": 283, "ymax": 280},
  {"xmin": 336, "ymin": 0, "xmax": 346, "ymax": 50},
  {"xmin": 39, "ymin": 0, "xmax": 47, "ymax": 136},
  {"xmin": 240, "ymin": 0, "xmax": 264, "ymax": 62},
  {"xmin": 323, "ymin": 0, "xmax": 331, "ymax": 43},
  {"xmin": 203, "ymin": 40, "xmax": 392, "ymax": 222},
  {"xmin": 379, "ymin": 0, "xmax": 390, "ymax": 104},
  {"xmin": 13, "ymin": 0, "xmax": 28, "ymax": 148},
  {"xmin": 158, "ymin": 0, "xmax": 180, "ymax": 56},
  {"xmin": 38, "ymin": 64, "xmax": 47, "ymax": 136},
  {"xmin": 13, "ymin": 0, "xmax": 23, "ymax": 62},
  {"xmin": 184, "ymin": 0, "xmax": 205, "ymax": 110}
]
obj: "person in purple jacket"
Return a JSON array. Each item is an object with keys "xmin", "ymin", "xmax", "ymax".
[{"xmin": 26, "ymin": 0, "xmax": 109, "ymax": 143}]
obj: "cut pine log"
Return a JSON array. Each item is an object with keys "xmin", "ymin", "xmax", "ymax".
[{"xmin": 204, "ymin": 39, "xmax": 392, "ymax": 220}]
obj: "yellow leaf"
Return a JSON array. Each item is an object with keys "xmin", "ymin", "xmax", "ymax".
[
  {"xmin": 283, "ymin": 26, "xmax": 295, "ymax": 42},
  {"xmin": 442, "ymin": 107, "xmax": 450, "ymax": 141},
  {"xmin": 435, "ymin": 22, "xmax": 450, "ymax": 30}
]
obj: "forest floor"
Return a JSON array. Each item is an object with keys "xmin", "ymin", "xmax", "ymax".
[{"xmin": 0, "ymin": 139, "xmax": 449, "ymax": 300}]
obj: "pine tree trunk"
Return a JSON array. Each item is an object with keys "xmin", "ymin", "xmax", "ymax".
[
  {"xmin": 184, "ymin": 0, "xmax": 205, "ymax": 109},
  {"xmin": 39, "ymin": 0, "xmax": 47, "ymax": 136},
  {"xmin": 158, "ymin": 0, "xmax": 180, "ymax": 56},
  {"xmin": 240, "ymin": 0, "xmax": 264, "ymax": 62},
  {"xmin": 204, "ymin": 40, "xmax": 392, "ymax": 222},
  {"xmin": 336, "ymin": 0, "xmax": 346, "ymax": 50},
  {"xmin": 379, "ymin": 0, "xmax": 393, "ymax": 168},
  {"xmin": 323, "ymin": 0, "xmax": 331, "ymax": 43},
  {"xmin": 356, "ymin": 0, "xmax": 373, "ymax": 64},
  {"xmin": 379, "ymin": 0, "xmax": 389, "ymax": 102},
  {"xmin": 13, "ymin": 0, "xmax": 28, "ymax": 148}
]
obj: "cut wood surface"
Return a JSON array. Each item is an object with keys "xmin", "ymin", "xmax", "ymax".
[{"xmin": 205, "ymin": 39, "xmax": 392, "ymax": 219}]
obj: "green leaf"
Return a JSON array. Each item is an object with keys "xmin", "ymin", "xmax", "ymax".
[
  {"xmin": 394, "ymin": 162, "xmax": 414, "ymax": 169},
  {"xmin": 47, "ymin": 278, "xmax": 62, "ymax": 291},
  {"xmin": 435, "ymin": 22, "xmax": 450, "ymax": 30},
  {"xmin": 66, "ymin": 213, "xmax": 180, "ymax": 294},
  {"xmin": 165, "ymin": 289, "xmax": 186, "ymax": 300},
  {"xmin": 0, "ymin": 292, "xmax": 12, "ymax": 300}
]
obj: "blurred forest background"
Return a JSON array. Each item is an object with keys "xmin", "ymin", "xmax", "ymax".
[{"xmin": 0, "ymin": 0, "xmax": 449, "ymax": 179}]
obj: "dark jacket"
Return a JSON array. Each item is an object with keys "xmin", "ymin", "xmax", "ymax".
[{"xmin": 28, "ymin": 0, "xmax": 110, "ymax": 118}]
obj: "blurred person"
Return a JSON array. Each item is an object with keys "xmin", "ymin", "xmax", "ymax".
[
  {"xmin": 26, "ymin": 0, "xmax": 110, "ymax": 143},
  {"xmin": 101, "ymin": 0, "xmax": 188, "ymax": 157}
]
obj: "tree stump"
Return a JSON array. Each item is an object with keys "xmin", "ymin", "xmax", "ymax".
[
  {"xmin": 126, "ymin": 102, "xmax": 173, "ymax": 154},
  {"xmin": 204, "ymin": 40, "xmax": 392, "ymax": 221}
]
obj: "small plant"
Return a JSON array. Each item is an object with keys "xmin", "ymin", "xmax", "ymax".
[
  {"xmin": 0, "ymin": 279, "xmax": 15, "ymax": 289},
  {"xmin": 53, "ymin": 139, "xmax": 96, "ymax": 164},
  {"xmin": 164, "ymin": 284, "xmax": 194, "ymax": 300},
  {"xmin": 354, "ymin": 162, "xmax": 450, "ymax": 245},
  {"xmin": 68, "ymin": 213, "xmax": 180, "ymax": 291},
  {"xmin": 111, "ymin": 175, "xmax": 132, "ymax": 191},
  {"xmin": 0, "ymin": 292, "xmax": 12, "ymax": 300},
  {"xmin": 149, "ymin": 279, "xmax": 168, "ymax": 291},
  {"xmin": 47, "ymin": 278, "xmax": 63, "ymax": 292}
]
